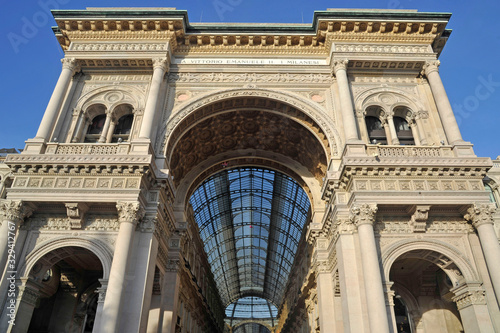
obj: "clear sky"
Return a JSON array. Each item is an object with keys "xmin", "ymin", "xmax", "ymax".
[{"xmin": 1, "ymin": 0, "xmax": 499, "ymax": 158}]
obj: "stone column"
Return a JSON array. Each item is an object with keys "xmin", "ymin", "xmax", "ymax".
[
  {"xmin": 351, "ymin": 204, "xmax": 391, "ymax": 332},
  {"xmin": 332, "ymin": 59, "xmax": 360, "ymax": 142},
  {"xmin": 0, "ymin": 201, "xmax": 34, "ymax": 279},
  {"xmin": 1, "ymin": 278, "xmax": 40, "ymax": 333},
  {"xmin": 386, "ymin": 114, "xmax": 400, "ymax": 145},
  {"xmin": 423, "ymin": 61, "xmax": 463, "ymax": 144},
  {"xmin": 379, "ymin": 113, "xmax": 393, "ymax": 144},
  {"xmin": 93, "ymin": 279, "xmax": 107, "ymax": 332},
  {"xmin": 138, "ymin": 57, "xmax": 169, "ymax": 140},
  {"xmin": 98, "ymin": 112, "xmax": 113, "ymax": 143},
  {"xmin": 70, "ymin": 109, "xmax": 84, "ymax": 143},
  {"xmin": 100, "ymin": 201, "xmax": 144, "ymax": 333},
  {"xmin": 407, "ymin": 116, "xmax": 421, "ymax": 145},
  {"xmin": 106, "ymin": 120, "xmax": 117, "ymax": 143},
  {"xmin": 35, "ymin": 58, "xmax": 80, "ymax": 141},
  {"xmin": 451, "ymin": 283, "xmax": 494, "ymax": 332},
  {"xmin": 161, "ymin": 258, "xmax": 182, "ymax": 333},
  {"xmin": 465, "ymin": 203, "xmax": 500, "ymax": 303},
  {"xmin": 415, "ymin": 111, "xmax": 429, "ymax": 145}
]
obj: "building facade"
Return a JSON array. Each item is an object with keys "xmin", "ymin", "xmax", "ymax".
[{"xmin": 1, "ymin": 7, "xmax": 500, "ymax": 333}]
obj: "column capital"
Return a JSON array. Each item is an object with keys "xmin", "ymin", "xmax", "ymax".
[
  {"xmin": 464, "ymin": 203, "xmax": 496, "ymax": 229},
  {"xmin": 423, "ymin": 60, "xmax": 440, "ymax": 76},
  {"xmin": 0, "ymin": 200, "xmax": 35, "ymax": 224},
  {"xmin": 61, "ymin": 57, "xmax": 81, "ymax": 73},
  {"xmin": 116, "ymin": 201, "xmax": 145, "ymax": 224},
  {"xmin": 152, "ymin": 57, "xmax": 170, "ymax": 72},
  {"xmin": 331, "ymin": 59, "xmax": 349, "ymax": 74},
  {"xmin": 350, "ymin": 203, "xmax": 378, "ymax": 227},
  {"xmin": 451, "ymin": 284, "xmax": 486, "ymax": 310}
]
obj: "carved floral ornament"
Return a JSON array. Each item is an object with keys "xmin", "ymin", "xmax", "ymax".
[
  {"xmin": 0, "ymin": 200, "xmax": 35, "ymax": 224},
  {"xmin": 464, "ymin": 203, "xmax": 496, "ymax": 229},
  {"xmin": 350, "ymin": 203, "xmax": 378, "ymax": 227},
  {"xmin": 116, "ymin": 201, "xmax": 145, "ymax": 224},
  {"xmin": 61, "ymin": 57, "xmax": 81, "ymax": 74}
]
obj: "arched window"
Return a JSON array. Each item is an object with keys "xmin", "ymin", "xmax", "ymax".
[
  {"xmin": 485, "ymin": 183, "xmax": 498, "ymax": 207},
  {"xmin": 85, "ymin": 114, "xmax": 106, "ymax": 143},
  {"xmin": 365, "ymin": 116, "xmax": 387, "ymax": 144},
  {"xmin": 112, "ymin": 114, "xmax": 133, "ymax": 142},
  {"xmin": 394, "ymin": 116, "xmax": 414, "ymax": 145}
]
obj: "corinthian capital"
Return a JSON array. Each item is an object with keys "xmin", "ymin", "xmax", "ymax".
[
  {"xmin": 464, "ymin": 203, "xmax": 496, "ymax": 229},
  {"xmin": 152, "ymin": 57, "xmax": 170, "ymax": 72},
  {"xmin": 116, "ymin": 201, "xmax": 145, "ymax": 224},
  {"xmin": 350, "ymin": 203, "xmax": 378, "ymax": 227},
  {"xmin": 423, "ymin": 60, "xmax": 440, "ymax": 76},
  {"xmin": 0, "ymin": 200, "xmax": 34, "ymax": 224},
  {"xmin": 61, "ymin": 57, "xmax": 81, "ymax": 73},
  {"xmin": 332, "ymin": 59, "xmax": 349, "ymax": 74}
]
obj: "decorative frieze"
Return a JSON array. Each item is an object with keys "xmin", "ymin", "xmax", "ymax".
[
  {"xmin": 333, "ymin": 43, "xmax": 432, "ymax": 54},
  {"xmin": 11, "ymin": 175, "xmax": 142, "ymax": 190},
  {"xmin": 168, "ymin": 72, "xmax": 334, "ymax": 84}
]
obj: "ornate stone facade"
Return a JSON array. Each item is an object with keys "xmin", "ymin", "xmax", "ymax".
[{"xmin": 1, "ymin": 7, "xmax": 499, "ymax": 333}]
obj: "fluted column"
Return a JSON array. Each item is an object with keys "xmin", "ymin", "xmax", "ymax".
[
  {"xmin": 98, "ymin": 112, "xmax": 113, "ymax": 143},
  {"xmin": 35, "ymin": 58, "xmax": 80, "ymax": 141},
  {"xmin": 351, "ymin": 204, "xmax": 391, "ymax": 332},
  {"xmin": 138, "ymin": 57, "xmax": 169, "ymax": 140},
  {"xmin": 0, "ymin": 201, "xmax": 34, "ymax": 279},
  {"xmin": 100, "ymin": 201, "xmax": 145, "ymax": 333},
  {"xmin": 465, "ymin": 203, "xmax": 500, "ymax": 303},
  {"xmin": 424, "ymin": 60, "xmax": 463, "ymax": 144},
  {"xmin": 332, "ymin": 59, "xmax": 360, "ymax": 142}
]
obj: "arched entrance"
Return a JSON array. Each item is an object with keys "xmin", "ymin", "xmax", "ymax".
[
  {"xmin": 165, "ymin": 94, "xmax": 333, "ymax": 332},
  {"xmin": 18, "ymin": 246, "xmax": 104, "ymax": 333},
  {"xmin": 389, "ymin": 249, "xmax": 480, "ymax": 333}
]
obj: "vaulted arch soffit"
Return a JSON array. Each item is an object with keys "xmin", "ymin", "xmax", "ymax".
[{"xmin": 162, "ymin": 88, "xmax": 340, "ymax": 203}]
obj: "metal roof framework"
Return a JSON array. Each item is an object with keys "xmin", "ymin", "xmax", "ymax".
[{"xmin": 190, "ymin": 167, "xmax": 310, "ymax": 323}]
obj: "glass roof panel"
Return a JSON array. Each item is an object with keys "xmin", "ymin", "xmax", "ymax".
[{"xmin": 190, "ymin": 167, "xmax": 311, "ymax": 311}]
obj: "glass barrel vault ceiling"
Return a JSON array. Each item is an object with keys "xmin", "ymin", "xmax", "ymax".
[{"xmin": 189, "ymin": 167, "xmax": 311, "ymax": 321}]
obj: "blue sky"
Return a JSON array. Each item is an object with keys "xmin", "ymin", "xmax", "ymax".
[{"xmin": 1, "ymin": 0, "xmax": 499, "ymax": 158}]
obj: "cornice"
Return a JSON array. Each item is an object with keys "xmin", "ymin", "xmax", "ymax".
[{"xmin": 51, "ymin": 8, "xmax": 450, "ymax": 54}]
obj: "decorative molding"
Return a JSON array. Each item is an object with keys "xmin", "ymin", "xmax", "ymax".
[
  {"xmin": 70, "ymin": 42, "xmax": 169, "ymax": 52},
  {"xmin": 451, "ymin": 284, "xmax": 486, "ymax": 311},
  {"xmin": 334, "ymin": 43, "xmax": 432, "ymax": 54}
]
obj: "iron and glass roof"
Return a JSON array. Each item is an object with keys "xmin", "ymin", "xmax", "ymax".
[{"xmin": 189, "ymin": 167, "xmax": 310, "ymax": 316}]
